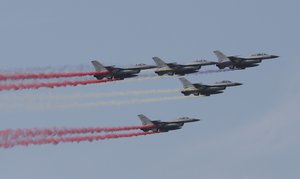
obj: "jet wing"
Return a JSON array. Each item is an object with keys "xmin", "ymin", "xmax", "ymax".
[
  {"xmin": 208, "ymin": 84, "xmax": 227, "ymax": 87},
  {"xmin": 228, "ymin": 56, "xmax": 247, "ymax": 63},
  {"xmin": 167, "ymin": 121, "xmax": 186, "ymax": 124},
  {"xmin": 150, "ymin": 121, "xmax": 171, "ymax": 127},
  {"xmin": 150, "ymin": 120, "xmax": 164, "ymax": 125},
  {"xmin": 102, "ymin": 66, "xmax": 120, "ymax": 72},
  {"xmin": 193, "ymin": 83, "xmax": 209, "ymax": 89},
  {"xmin": 166, "ymin": 63, "xmax": 182, "ymax": 69}
]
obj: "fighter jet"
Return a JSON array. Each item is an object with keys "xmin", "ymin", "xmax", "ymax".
[
  {"xmin": 153, "ymin": 57, "xmax": 216, "ymax": 76},
  {"xmin": 91, "ymin": 60, "xmax": 156, "ymax": 80},
  {"xmin": 138, "ymin": 114, "xmax": 200, "ymax": 132},
  {"xmin": 179, "ymin": 77, "xmax": 242, "ymax": 96},
  {"xmin": 214, "ymin": 50, "xmax": 279, "ymax": 69}
]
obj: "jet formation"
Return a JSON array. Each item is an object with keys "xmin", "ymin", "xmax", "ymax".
[
  {"xmin": 90, "ymin": 51, "xmax": 278, "ymax": 133},
  {"xmin": 91, "ymin": 50, "xmax": 278, "ymax": 80},
  {"xmin": 0, "ymin": 50, "xmax": 279, "ymax": 149}
]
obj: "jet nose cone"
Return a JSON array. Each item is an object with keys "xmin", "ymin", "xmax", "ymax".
[
  {"xmin": 192, "ymin": 118, "xmax": 201, "ymax": 122},
  {"xmin": 235, "ymin": 82, "xmax": 243, "ymax": 86},
  {"xmin": 271, "ymin": 55, "xmax": 279, "ymax": 59}
]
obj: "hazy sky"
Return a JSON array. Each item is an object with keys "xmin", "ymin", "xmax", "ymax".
[{"xmin": 0, "ymin": 1, "xmax": 299, "ymax": 179}]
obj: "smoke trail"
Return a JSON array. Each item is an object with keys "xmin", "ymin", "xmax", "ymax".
[
  {"xmin": 0, "ymin": 96, "xmax": 197, "ymax": 111},
  {"xmin": 0, "ymin": 68, "xmax": 237, "ymax": 87},
  {"xmin": 0, "ymin": 131, "xmax": 157, "ymax": 148},
  {"xmin": 0, "ymin": 125, "xmax": 154, "ymax": 140},
  {"xmin": 0, "ymin": 79, "xmax": 116, "ymax": 91},
  {"xmin": 32, "ymin": 95, "xmax": 198, "ymax": 111},
  {"xmin": 0, "ymin": 66, "xmax": 237, "ymax": 82},
  {"xmin": 0, "ymin": 89, "xmax": 182, "ymax": 110},
  {"xmin": 0, "ymin": 64, "xmax": 93, "ymax": 75},
  {"xmin": 0, "ymin": 71, "xmax": 110, "ymax": 81},
  {"xmin": 36, "ymin": 88, "xmax": 182, "ymax": 101}
]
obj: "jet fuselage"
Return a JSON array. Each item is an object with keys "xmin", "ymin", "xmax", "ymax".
[
  {"xmin": 155, "ymin": 65, "xmax": 200, "ymax": 76},
  {"xmin": 215, "ymin": 51, "xmax": 279, "ymax": 69},
  {"xmin": 151, "ymin": 118, "xmax": 200, "ymax": 132}
]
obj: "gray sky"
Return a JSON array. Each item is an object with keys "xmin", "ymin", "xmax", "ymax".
[{"xmin": 0, "ymin": 0, "xmax": 299, "ymax": 179}]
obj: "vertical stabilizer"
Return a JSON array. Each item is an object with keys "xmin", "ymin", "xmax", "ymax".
[
  {"xmin": 138, "ymin": 114, "xmax": 154, "ymax": 125},
  {"xmin": 179, "ymin": 77, "xmax": 195, "ymax": 89},
  {"xmin": 91, "ymin": 60, "xmax": 107, "ymax": 72},
  {"xmin": 213, "ymin": 50, "xmax": 230, "ymax": 63},
  {"xmin": 152, "ymin": 57, "xmax": 168, "ymax": 68}
]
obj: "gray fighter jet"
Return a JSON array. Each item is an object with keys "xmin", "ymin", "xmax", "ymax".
[
  {"xmin": 153, "ymin": 57, "xmax": 216, "ymax": 76},
  {"xmin": 138, "ymin": 114, "xmax": 200, "ymax": 132},
  {"xmin": 179, "ymin": 77, "xmax": 242, "ymax": 96},
  {"xmin": 91, "ymin": 60, "xmax": 156, "ymax": 80},
  {"xmin": 214, "ymin": 50, "xmax": 279, "ymax": 69}
]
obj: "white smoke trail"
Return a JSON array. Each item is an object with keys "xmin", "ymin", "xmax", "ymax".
[
  {"xmin": 49, "ymin": 88, "xmax": 181, "ymax": 100},
  {"xmin": 21, "ymin": 95, "xmax": 199, "ymax": 111},
  {"xmin": 115, "ymin": 74, "xmax": 173, "ymax": 83},
  {"xmin": 0, "ymin": 88, "xmax": 182, "ymax": 102}
]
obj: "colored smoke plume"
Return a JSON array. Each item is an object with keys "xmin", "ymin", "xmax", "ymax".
[
  {"xmin": 0, "ymin": 79, "xmax": 115, "ymax": 91},
  {"xmin": 0, "ymin": 125, "xmax": 154, "ymax": 139},
  {"xmin": 0, "ymin": 131, "xmax": 157, "ymax": 148},
  {"xmin": 0, "ymin": 71, "xmax": 110, "ymax": 81}
]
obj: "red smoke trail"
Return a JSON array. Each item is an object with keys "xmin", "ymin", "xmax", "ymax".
[
  {"xmin": 0, "ymin": 131, "xmax": 157, "ymax": 148},
  {"xmin": 0, "ymin": 125, "xmax": 154, "ymax": 139},
  {"xmin": 0, "ymin": 71, "xmax": 111, "ymax": 81},
  {"xmin": 0, "ymin": 68, "xmax": 238, "ymax": 81},
  {"xmin": 0, "ymin": 79, "xmax": 116, "ymax": 91}
]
